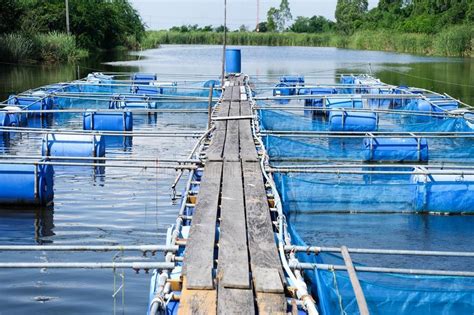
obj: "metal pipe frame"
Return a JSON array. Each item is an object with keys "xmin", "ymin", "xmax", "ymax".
[
  {"xmin": 0, "ymin": 262, "xmax": 176, "ymax": 269},
  {"xmin": 0, "ymin": 160, "xmax": 197, "ymax": 170},
  {"xmin": 0, "ymin": 126, "xmax": 204, "ymax": 137},
  {"xmin": 0, "ymin": 155, "xmax": 200, "ymax": 164},
  {"xmin": 266, "ymin": 167, "xmax": 474, "ymax": 176},
  {"xmin": 254, "ymin": 106, "xmax": 457, "ymax": 118},
  {"xmin": 259, "ymin": 130, "xmax": 474, "ymax": 138},
  {"xmin": 290, "ymin": 262, "xmax": 474, "ymax": 277},
  {"xmin": 0, "ymin": 245, "xmax": 179, "ymax": 252},
  {"xmin": 284, "ymin": 245, "xmax": 474, "ymax": 257}
]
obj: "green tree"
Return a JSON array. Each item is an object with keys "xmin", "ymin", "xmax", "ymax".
[
  {"xmin": 267, "ymin": 7, "xmax": 279, "ymax": 32},
  {"xmin": 290, "ymin": 16, "xmax": 335, "ymax": 33},
  {"xmin": 0, "ymin": 0, "xmax": 24, "ymax": 34},
  {"xmin": 255, "ymin": 22, "xmax": 268, "ymax": 32},
  {"xmin": 336, "ymin": 0, "xmax": 368, "ymax": 34},
  {"xmin": 266, "ymin": 0, "xmax": 293, "ymax": 32}
]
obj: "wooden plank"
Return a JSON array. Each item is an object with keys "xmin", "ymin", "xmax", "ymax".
[
  {"xmin": 179, "ymin": 277, "xmax": 217, "ymax": 315},
  {"xmin": 240, "ymin": 100, "xmax": 252, "ymax": 116},
  {"xmin": 223, "ymin": 101, "xmax": 240, "ymax": 161},
  {"xmin": 183, "ymin": 161, "xmax": 223, "ymax": 289},
  {"xmin": 218, "ymin": 161, "xmax": 250, "ymax": 289},
  {"xmin": 223, "ymin": 86, "xmax": 233, "ymax": 101},
  {"xmin": 231, "ymin": 84, "xmax": 241, "ymax": 100},
  {"xmin": 207, "ymin": 102, "xmax": 230, "ymax": 161},
  {"xmin": 239, "ymin": 119, "xmax": 258, "ymax": 162},
  {"xmin": 255, "ymin": 292, "xmax": 287, "ymax": 315},
  {"xmin": 217, "ymin": 283, "xmax": 255, "ymax": 315},
  {"xmin": 253, "ymin": 267, "xmax": 284, "ymax": 293},
  {"xmin": 341, "ymin": 246, "xmax": 370, "ymax": 315},
  {"xmin": 242, "ymin": 161, "xmax": 285, "ymax": 295}
]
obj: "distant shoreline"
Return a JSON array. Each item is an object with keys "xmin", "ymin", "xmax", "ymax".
[{"xmin": 142, "ymin": 26, "xmax": 473, "ymax": 58}]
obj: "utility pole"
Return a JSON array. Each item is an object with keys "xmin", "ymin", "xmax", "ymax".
[
  {"xmin": 221, "ymin": 0, "xmax": 227, "ymax": 86},
  {"xmin": 65, "ymin": 0, "xmax": 70, "ymax": 35},
  {"xmin": 256, "ymin": 0, "xmax": 260, "ymax": 32}
]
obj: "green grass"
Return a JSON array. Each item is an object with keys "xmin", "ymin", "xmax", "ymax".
[
  {"xmin": 0, "ymin": 32, "xmax": 88, "ymax": 63},
  {"xmin": 142, "ymin": 25, "xmax": 473, "ymax": 57}
]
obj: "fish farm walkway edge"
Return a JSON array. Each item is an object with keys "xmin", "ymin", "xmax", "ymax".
[{"xmin": 179, "ymin": 75, "xmax": 287, "ymax": 314}]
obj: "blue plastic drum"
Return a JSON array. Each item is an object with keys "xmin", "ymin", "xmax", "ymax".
[
  {"xmin": 0, "ymin": 164, "xmax": 54, "ymax": 205},
  {"xmin": 329, "ymin": 111, "xmax": 378, "ymax": 131},
  {"xmin": 363, "ymin": 137, "xmax": 428, "ymax": 162},
  {"xmin": 83, "ymin": 111, "xmax": 133, "ymax": 131},
  {"xmin": 42, "ymin": 134, "xmax": 106, "ymax": 158},
  {"xmin": 225, "ymin": 49, "xmax": 241, "ymax": 73}
]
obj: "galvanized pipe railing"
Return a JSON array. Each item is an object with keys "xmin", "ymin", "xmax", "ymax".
[
  {"xmin": 0, "ymin": 155, "xmax": 200, "ymax": 164},
  {"xmin": 290, "ymin": 262, "xmax": 474, "ymax": 277},
  {"xmin": 0, "ymin": 262, "xmax": 175, "ymax": 269},
  {"xmin": 259, "ymin": 130, "xmax": 474, "ymax": 138},
  {"xmin": 0, "ymin": 245, "xmax": 178, "ymax": 252},
  {"xmin": 0, "ymin": 126, "xmax": 204, "ymax": 137},
  {"xmin": 284, "ymin": 245, "xmax": 474, "ymax": 257},
  {"xmin": 0, "ymin": 160, "xmax": 197, "ymax": 170}
]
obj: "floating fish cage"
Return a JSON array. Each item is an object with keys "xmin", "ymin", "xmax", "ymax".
[
  {"xmin": 1, "ymin": 71, "xmax": 473, "ymax": 315},
  {"xmin": 256, "ymin": 73, "xmax": 474, "ymax": 314}
]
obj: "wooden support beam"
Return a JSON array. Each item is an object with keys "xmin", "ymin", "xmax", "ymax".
[{"xmin": 341, "ymin": 246, "xmax": 370, "ymax": 315}]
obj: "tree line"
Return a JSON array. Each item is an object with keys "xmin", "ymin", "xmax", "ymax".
[
  {"xmin": 169, "ymin": 0, "xmax": 473, "ymax": 35},
  {"xmin": 1, "ymin": 0, "xmax": 145, "ymax": 49}
]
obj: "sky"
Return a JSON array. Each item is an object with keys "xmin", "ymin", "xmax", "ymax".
[{"xmin": 130, "ymin": 0, "xmax": 379, "ymax": 30}]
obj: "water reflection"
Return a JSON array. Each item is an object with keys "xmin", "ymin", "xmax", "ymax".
[{"xmin": 0, "ymin": 206, "xmax": 54, "ymax": 244}]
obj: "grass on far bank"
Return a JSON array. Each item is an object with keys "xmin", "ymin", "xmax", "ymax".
[
  {"xmin": 0, "ymin": 32, "xmax": 88, "ymax": 63},
  {"xmin": 142, "ymin": 24, "xmax": 473, "ymax": 57}
]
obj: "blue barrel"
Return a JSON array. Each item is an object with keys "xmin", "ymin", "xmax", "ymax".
[
  {"xmin": 363, "ymin": 137, "xmax": 428, "ymax": 162},
  {"xmin": 2, "ymin": 106, "xmax": 27, "ymax": 126},
  {"xmin": 83, "ymin": 111, "xmax": 133, "ymax": 131},
  {"xmin": 329, "ymin": 111, "xmax": 378, "ymax": 131},
  {"xmin": 225, "ymin": 49, "xmax": 241, "ymax": 73},
  {"xmin": 109, "ymin": 97, "xmax": 156, "ymax": 110},
  {"xmin": 327, "ymin": 98, "xmax": 363, "ymax": 110},
  {"xmin": 431, "ymin": 100, "xmax": 458, "ymax": 112},
  {"xmin": 340, "ymin": 75, "xmax": 355, "ymax": 84},
  {"xmin": 304, "ymin": 88, "xmax": 337, "ymax": 107},
  {"xmin": 7, "ymin": 95, "xmax": 53, "ymax": 112},
  {"xmin": 132, "ymin": 85, "xmax": 162, "ymax": 95},
  {"xmin": 131, "ymin": 73, "xmax": 157, "ymax": 84},
  {"xmin": 0, "ymin": 111, "xmax": 11, "ymax": 128},
  {"xmin": 42, "ymin": 134, "xmax": 105, "ymax": 158},
  {"xmin": 411, "ymin": 172, "xmax": 474, "ymax": 213},
  {"xmin": 203, "ymin": 80, "xmax": 220, "ymax": 88},
  {"xmin": 280, "ymin": 75, "xmax": 304, "ymax": 86},
  {"xmin": 273, "ymin": 83, "xmax": 292, "ymax": 97},
  {"xmin": 0, "ymin": 164, "xmax": 54, "ymax": 205}
]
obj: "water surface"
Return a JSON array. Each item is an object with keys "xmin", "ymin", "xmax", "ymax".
[{"xmin": 0, "ymin": 45, "xmax": 472, "ymax": 314}]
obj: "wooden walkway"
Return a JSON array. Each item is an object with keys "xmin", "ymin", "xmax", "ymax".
[{"xmin": 179, "ymin": 75, "xmax": 287, "ymax": 314}]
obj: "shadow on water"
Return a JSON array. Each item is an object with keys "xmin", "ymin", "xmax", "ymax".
[
  {"xmin": 0, "ymin": 50, "xmax": 140, "ymax": 100},
  {"xmin": 0, "ymin": 206, "xmax": 55, "ymax": 244}
]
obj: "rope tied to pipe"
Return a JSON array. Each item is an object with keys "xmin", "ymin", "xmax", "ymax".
[{"xmin": 329, "ymin": 265, "xmax": 347, "ymax": 315}]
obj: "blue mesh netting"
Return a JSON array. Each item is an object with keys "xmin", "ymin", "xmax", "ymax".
[
  {"xmin": 264, "ymin": 136, "xmax": 474, "ymax": 163},
  {"xmin": 258, "ymin": 109, "xmax": 474, "ymax": 133},
  {"xmin": 284, "ymin": 200, "xmax": 474, "ymax": 315}
]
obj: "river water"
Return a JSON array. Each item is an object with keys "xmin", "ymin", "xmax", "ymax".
[{"xmin": 0, "ymin": 45, "xmax": 472, "ymax": 314}]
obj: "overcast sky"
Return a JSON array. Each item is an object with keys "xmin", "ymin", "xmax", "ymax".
[{"xmin": 130, "ymin": 0, "xmax": 379, "ymax": 30}]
